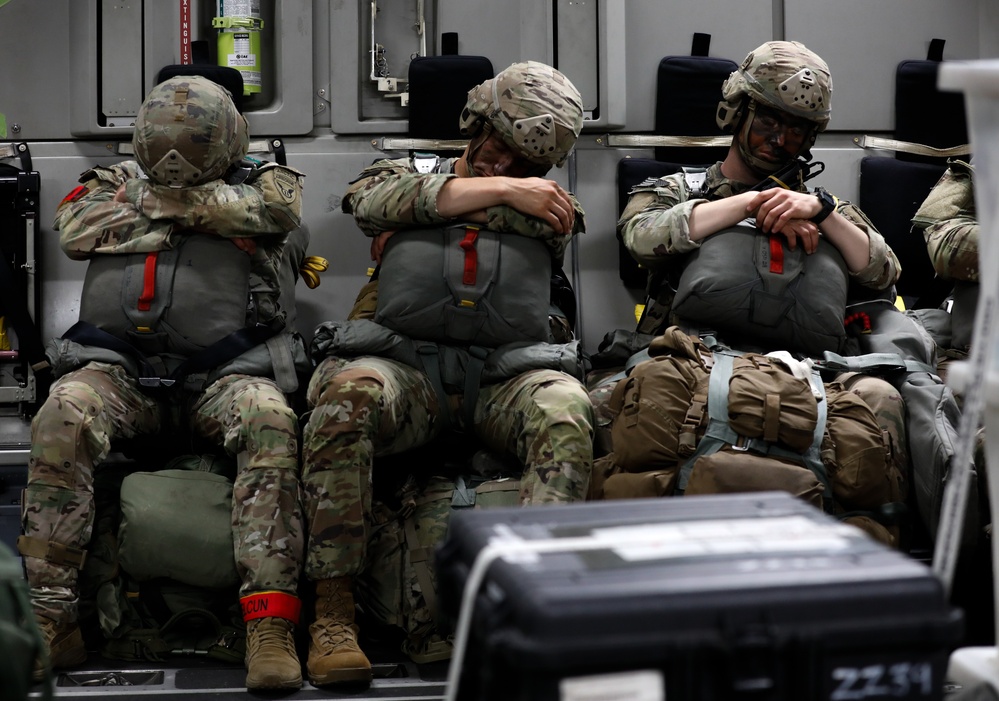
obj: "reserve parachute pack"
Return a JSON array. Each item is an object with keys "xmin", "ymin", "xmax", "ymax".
[
  {"xmin": 671, "ymin": 221, "xmax": 850, "ymax": 356},
  {"xmin": 48, "ymin": 160, "xmax": 314, "ymax": 394},
  {"xmin": 662, "ymin": 163, "xmax": 851, "ymax": 358},
  {"xmin": 79, "ymin": 454, "xmax": 245, "ymax": 664},
  {"xmin": 357, "ymin": 465, "xmax": 521, "ymax": 663},
  {"xmin": 374, "ymin": 223, "xmax": 553, "ymax": 348},
  {"xmin": 591, "ymin": 327, "xmax": 904, "ymax": 544}
]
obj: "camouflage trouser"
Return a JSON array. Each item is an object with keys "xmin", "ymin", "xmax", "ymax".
[
  {"xmin": 22, "ymin": 361, "xmax": 304, "ymax": 624},
  {"xmin": 301, "ymin": 355, "xmax": 593, "ymax": 580}
]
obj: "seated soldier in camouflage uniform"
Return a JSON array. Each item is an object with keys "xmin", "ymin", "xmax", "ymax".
[
  {"xmin": 300, "ymin": 61, "xmax": 593, "ymax": 686},
  {"xmin": 911, "ymin": 158, "xmax": 979, "ymax": 372},
  {"xmin": 604, "ymin": 41, "xmax": 908, "ymax": 535},
  {"xmin": 20, "ymin": 76, "xmax": 308, "ymax": 690},
  {"xmin": 911, "ymin": 159, "xmax": 989, "ymax": 536}
]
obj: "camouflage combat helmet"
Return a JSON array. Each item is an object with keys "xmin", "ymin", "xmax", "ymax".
[
  {"xmin": 716, "ymin": 41, "xmax": 833, "ymax": 134},
  {"xmin": 458, "ymin": 61, "xmax": 584, "ymax": 168},
  {"xmin": 133, "ymin": 75, "xmax": 249, "ymax": 188}
]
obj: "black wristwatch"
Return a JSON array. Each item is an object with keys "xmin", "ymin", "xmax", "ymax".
[{"xmin": 811, "ymin": 187, "xmax": 837, "ymax": 224}]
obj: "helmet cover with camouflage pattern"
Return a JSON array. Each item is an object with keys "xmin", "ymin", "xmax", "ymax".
[
  {"xmin": 716, "ymin": 41, "xmax": 833, "ymax": 133},
  {"xmin": 133, "ymin": 75, "xmax": 249, "ymax": 188},
  {"xmin": 458, "ymin": 61, "xmax": 584, "ymax": 168}
]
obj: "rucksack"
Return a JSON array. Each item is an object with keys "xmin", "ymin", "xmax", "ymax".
[
  {"xmin": 591, "ymin": 326, "xmax": 903, "ymax": 542},
  {"xmin": 374, "ymin": 224, "xmax": 554, "ymax": 348},
  {"xmin": 356, "ymin": 468, "xmax": 521, "ymax": 663},
  {"xmin": 0, "ymin": 539, "xmax": 52, "ymax": 701},
  {"xmin": 80, "ymin": 455, "xmax": 245, "ymax": 663}
]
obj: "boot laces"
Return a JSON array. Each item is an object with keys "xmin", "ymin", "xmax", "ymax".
[
  {"xmin": 314, "ymin": 618, "xmax": 358, "ymax": 651},
  {"xmin": 249, "ymin": 619, "xmax": 295, "ymax": 656}
]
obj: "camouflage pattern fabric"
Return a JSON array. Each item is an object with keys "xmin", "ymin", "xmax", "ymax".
[
  {"xmin": 27, "ymin": 87, "xmax": 306, "ymax": 626},
  {"xmin": 301, "ymin": 355, "xmax": 592, "ymax": 579},
  {"xmin": 132, "ymin": 75, "xmax": 248, "ymax": 188},
  {"xmin": 912, "ymin": 160, "xmax": 979, "ymax": 283},
  {"xmin": 23, "ymin": 363, "xmax": 304, "ymax": 623},
  {"xmin": 342, "ymin": 156, "xmax": 584, "ymax": 262},
  {"xmin": 618, "ymin": 162, "xmax": 901, "ymax": 318},
  {"xmin": 719, "ymin": 41, "xmax": 833, "ymax": 131},
  {"xmin": 457, "ymin": 61, "xmax": 584, "ymax": 168}
]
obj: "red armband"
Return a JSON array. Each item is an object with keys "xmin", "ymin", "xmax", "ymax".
[{"xmin": 240, "ymin": 591, "xmax": 301, "ymax": 624}]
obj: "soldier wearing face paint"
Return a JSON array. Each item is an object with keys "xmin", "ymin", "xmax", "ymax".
[
  {"xmin": 620, "ymin": 41, "xmax": 900, "ymax": 324},
  {"xmin": 299, "ymin": 61, "xmax": 593, "ymax": 687},
  {"xmin": 597, "ymin": 42, "xmax": 909, "ymax": 543}
]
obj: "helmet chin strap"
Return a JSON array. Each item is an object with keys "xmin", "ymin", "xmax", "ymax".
[{"xmin": 463, "ymin": 129, "xmax": 490, "ymax": 178}]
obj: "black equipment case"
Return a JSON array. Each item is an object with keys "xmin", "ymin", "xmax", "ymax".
[{"xmin": 435, "ymin": 492, "xmax": 963, "ymax": 701}]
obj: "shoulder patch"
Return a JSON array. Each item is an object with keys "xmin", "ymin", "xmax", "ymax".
[
  {"xmin": 272, "ymin": 168, "xmax": 300, "ymax": 204},
  {"xmin": 59, "ymin": 185, "xmax": 88, "ymax": 206}
]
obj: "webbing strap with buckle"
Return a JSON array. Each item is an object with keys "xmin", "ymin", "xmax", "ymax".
[
  {"xmin": 16, "ymin": 534, "xmax": 87, "ymax": 570},
  {"xmin": 676, "ymin": 351, "xmax": 832, "ymax": 501}
]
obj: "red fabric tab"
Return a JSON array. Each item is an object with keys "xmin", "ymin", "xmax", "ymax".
[
  {"xmin": 59, "ymin": 185, "xmax": 87, "ymax": 206},
  {"xmin": 459, "ymin": 228, "xmax": 479, "ymax": 286},
  {"xmin": 136, "ymin": 252, "xmax": 159, "ymax": 312},
  {"xmin": 768, "ymin": 235, "xmax": 784, "ymax": 274},
  {"xmin": 240, "ymin": 591, "xmax": 301, "ymax": 624}
]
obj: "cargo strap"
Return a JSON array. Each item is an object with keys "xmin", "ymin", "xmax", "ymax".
[
  {"xmin": 16, "ymin": 535, "xmax": 87, "ymax": 570},
  {"xmin": 676, "ymin": 350, "xmax": 832, "ymax": 500},
  {"xmin": 853, "ymin": 134, "xmax": 970, "ymax": 159},
  {"xmin": 815, "ymin": 350, "xmax": 934, "ymax": 376}
]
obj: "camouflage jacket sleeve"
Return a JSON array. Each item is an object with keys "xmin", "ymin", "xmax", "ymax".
[
  {"xmin": 912, "ymin": 161, "xmax": 979, "ymax": 282},
  {"xmin": 835, "ymin": 199, "xmax": 900, "ymax": 290},
  {"xmin": 123, "ymin": 162, "xmax": 303, "ymax": 237},
  {"xmin": 483, "ymin": 194, "xmax": 586, "ymax": 262},
  {"xmin": 55, "ymin": 161, "xmax": 303, "ymax": 260},
  {"xmin": 54, "ymin": 161, "xmax": 175, "ymax": 260},
  {"xmin": 342, "ymin": 158, "xmax": 458, "ymax": 236},
  {"xmin": 617, "ymin": 172, "xmax": 707, "ymax": 269},
  {"xmin": 617, "ymin": 169, "xmax": 900, "ymax": 289}
]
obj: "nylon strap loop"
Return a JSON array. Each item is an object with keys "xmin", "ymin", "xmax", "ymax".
[
  {"xmin": 769, "ymin": 235, "xmax": 784, "ymax": 274},
  {"xmin": 137, "ymin": 252, "xmax": 159, "ymax": 313},
  {"xmin": 459, "ymin": 228, "xmax": 479, "ymax": 286},
  {"xmin": 240, "ymin": 591, "xmax": 301, "ymax": 624},
  {"xmin": 763, "ymin": 394, "xmax": 781, "ymax": 443}
]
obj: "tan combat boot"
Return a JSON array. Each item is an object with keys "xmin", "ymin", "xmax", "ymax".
[
  {"xmin": 307, "ymin": 577, "xmax": 372, "ymax": 686},
  {"xmin": 32, "ymin": 617, "xmax": 86, "ymax": 682},
  {"xmin": 244, "ymin": 617, "xmax": 303, "ymax": 690}
]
